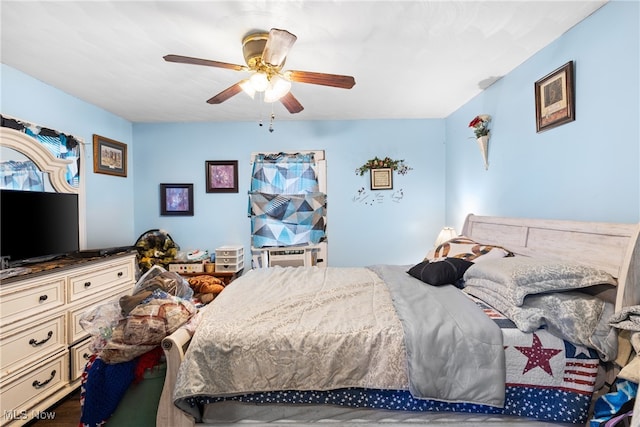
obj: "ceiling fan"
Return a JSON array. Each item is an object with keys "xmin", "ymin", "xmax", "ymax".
[{"xmin": 164, "ymin": 28, "xmax": 356, "ymax": 114}]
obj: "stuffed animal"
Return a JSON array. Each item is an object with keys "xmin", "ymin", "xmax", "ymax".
[{"xmin": 187, "ymin": 275, "xmax": 225, "ymax": 304}]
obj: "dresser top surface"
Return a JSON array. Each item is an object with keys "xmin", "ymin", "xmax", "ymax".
[{"xmin": 0, "ymin": 251, "xmax": 137, "ymax": 285}]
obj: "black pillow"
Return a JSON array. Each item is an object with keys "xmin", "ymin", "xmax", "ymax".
[{"xmin": 407, "ymin": 258, "xmax": 474, "ymax": 286}]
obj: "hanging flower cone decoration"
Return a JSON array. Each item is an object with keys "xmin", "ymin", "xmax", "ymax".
[{"xmin": 468, "ymin": 115, "xmax": 491, "ymax": 170}]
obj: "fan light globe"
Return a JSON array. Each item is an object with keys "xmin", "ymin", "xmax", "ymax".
[
  {"xmin": 239, "ymin": 79, "xmax": 256, "ymax": 99},
  {"xmin": 249, "ymin": 72, "xmax": 269, "ymax": 92},
  {"xmin": 264, "ymin": 74, "xmax": 292, "ymax": 103}
]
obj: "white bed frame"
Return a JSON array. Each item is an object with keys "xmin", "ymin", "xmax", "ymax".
[{"xmin": 157, "ymin": 214, "xmax": 640, "ymax": 427}]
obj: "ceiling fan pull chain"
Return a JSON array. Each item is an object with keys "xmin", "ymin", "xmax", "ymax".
[
  {"xmin": 258, "ymin": 92, "xmax": 265, "ymax": 127},
  {"xmin": 269, "ymin": 102, "xmax": 275, "ymax": 132}
]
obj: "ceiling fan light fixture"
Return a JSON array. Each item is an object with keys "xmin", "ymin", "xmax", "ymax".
[
  {"xmin": 264, "ymin": 74, "xmax": 292, "ymax": 103},
  {"xmin": 249, "ymin": 71, "xmax": 269, "ymax": 92},
  {"xmin": 239, "ymin": 79, "xmax": 256, "ymax": 99},
  {"xmin": 165, "ymin": 27, "xmax": 354, "ymax": 115}
]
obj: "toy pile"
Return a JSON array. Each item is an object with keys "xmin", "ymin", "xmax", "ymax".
[{"xmin": 187, "ymin": 274, "xmax": 225, "ymax": 304}]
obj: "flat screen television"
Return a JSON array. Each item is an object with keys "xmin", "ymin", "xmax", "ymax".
[{"xmin": 1, "ymin": 189, "xmax": 79, "ymax": 268}]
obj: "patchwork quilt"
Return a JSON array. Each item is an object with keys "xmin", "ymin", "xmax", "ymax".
[{"xmin": 248, "ymin": 152, "xmax": 327, "ymax": 247}]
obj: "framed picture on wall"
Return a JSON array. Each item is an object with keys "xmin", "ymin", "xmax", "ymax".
[
  {"xmin": 370, "ymin": 168, "xmax": 393, "ymax": 190},
  {"xmin": 93, "ymin": 134, "xmax": 127, "ymax": 177},
  {"xmin": 160, "ymin": 183, "xmax": 194, "ymax": 216},
  {"xmin": 534, "ymin": 61, "xmax": 575, "ymax": 133},
  {"xmin": 206, "ymin": 160, "xmax": 239, "ymax": 193}
]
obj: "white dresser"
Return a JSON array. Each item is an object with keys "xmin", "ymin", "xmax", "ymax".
[{"xmin": 0, "ymin": 253, "xmax": 137, "ymax": 426}]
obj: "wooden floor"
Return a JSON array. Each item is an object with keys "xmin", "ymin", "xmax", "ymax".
[{"xmin": 26, "ymin": 388, "xmax": 82, "ymax": 427}]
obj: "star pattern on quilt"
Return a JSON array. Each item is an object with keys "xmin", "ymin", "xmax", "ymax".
[{"xmin": 515, "ymin": 333, "xmax": 562, "ymax": 376}]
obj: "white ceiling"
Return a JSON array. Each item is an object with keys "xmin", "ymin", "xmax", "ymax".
[{"xmin": 1, "ymin": 1, "xmax": 607, "ymax": 123}]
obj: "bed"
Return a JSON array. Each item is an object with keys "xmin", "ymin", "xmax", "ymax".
[{"xmin": 157, "ymin": 214, "xmax": 640, "ymax": 427}]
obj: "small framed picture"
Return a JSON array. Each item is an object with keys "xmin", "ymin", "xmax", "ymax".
[
  {"xmin": 160, "ymin": 183, "xmax": 194, "ymax": 216},
  {"xmin": 370, "ymin": 168, "xmax": 393, "ymax": 190},
  {"xmin": 535, "ymin": 61, "xmax": 575, "ymax": 133},
  {"xmin": 206, "ymin": 160, "xmax": 238, "ymax": 193},
  {"xmin": 93, "ymin": 134, "xmax": 127, "ymax": 177}
]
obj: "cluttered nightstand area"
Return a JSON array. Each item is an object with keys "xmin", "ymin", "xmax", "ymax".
[{"xmin": 168, "ymin": 245, "xmax": 244, "ymax": 286}]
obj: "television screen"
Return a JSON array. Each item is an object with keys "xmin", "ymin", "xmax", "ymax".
[{"xmin": 1, "ymin": 189, "xmax": 79, "ymax": 267}]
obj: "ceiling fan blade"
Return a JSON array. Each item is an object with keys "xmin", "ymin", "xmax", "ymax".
[
  {"xmin": 164, "ymin": 54, "xmax": 246, "ymax": 71},
  {"xmin": 280, "ymin": 92, "xmax": 304, "ymax": 114},
  {"xmin": 262, "ymin": 28, "xmax": 297, "ymax": 68},
  {"xmin": 207, "ymin": 83, "xmax": 243, "ymax": 104},
  {"xmin": 285, "ymin": 70, "xmax": 355, "ymax": 89}
]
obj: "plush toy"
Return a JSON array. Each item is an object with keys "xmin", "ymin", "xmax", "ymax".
[{"xmin": 187, "ymin": 275, "xmax": 225, "ymax": 304}]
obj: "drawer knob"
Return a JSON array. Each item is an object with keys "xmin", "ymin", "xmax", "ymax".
[
  {"xmin": 29, "ymin": 331, "xmax": 53, "ymax": 346},
  {"xmin": 83, "ymin": 352, "xmax": 91, "ymax": 360},
  {"xmin": 117, "ymin": 271, "xmax": 123, "ymax": 277},
  {"xmin": 39, "ymin": 294, "xmax": 48, "ymax": 302},
  {"xmin": 84, "ymin": 281, "xmax": 91, "ymax": 288},
  {"xmin": 32, "ymin": 370, "xmax": 56, "ymax": 389}
]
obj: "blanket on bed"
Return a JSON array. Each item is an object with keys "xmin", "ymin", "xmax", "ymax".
[
  {"xmin": 173, "ymin": 266, "xmax": 505, "ymax": 421},
  {"xmin": 369, "ymin": 264, "xmax": 505, "ymax": 406}
]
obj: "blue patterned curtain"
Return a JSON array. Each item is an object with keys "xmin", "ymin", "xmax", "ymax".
[
  {"xmin": 1, "ymin": 115, "xmax": 81, "ymax": 189},
  {"xmin": 249, "ymin": 153, "xmax": 326, "ymax": 248},
  {"xmin": 0, "ymin": 160, "xmax": 44, "ymax": 191}
]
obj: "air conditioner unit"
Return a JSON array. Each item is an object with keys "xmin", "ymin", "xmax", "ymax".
[
  {"xmin": 251, "ymin": 244, "xmax": 325, "ymax": 269},
  {"xmin": 268, "ymin": 249, "xmax": 310, "ymax": 268}
]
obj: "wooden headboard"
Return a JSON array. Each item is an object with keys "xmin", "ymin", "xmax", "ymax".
[{"xmin": 462, "ymin": 214, "xmax": 640, "ymax": 311}]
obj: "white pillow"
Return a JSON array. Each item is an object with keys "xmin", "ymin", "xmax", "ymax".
[{"xmin": 464, "ymin": 257, "xmax": 617, "ymax": 306}]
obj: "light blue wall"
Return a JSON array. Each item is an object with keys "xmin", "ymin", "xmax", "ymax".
[
  {"xmin": 2, "ymin": 0, "xmax": 638, "ymax": 265},
  {"xmin": 444, "ymin": 0, "xmax": 640, "ymax": 232},
  {"xmin": 132, "ymin": 120, "xmax": 445, "ymax": 267},
  {"xmin": 1, "ymin": 64, "xmax": 136, "ymax": 249}
]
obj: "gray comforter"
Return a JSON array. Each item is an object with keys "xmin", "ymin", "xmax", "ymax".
[{"xmin": 173, "ymin": 265, "xmax": 505, "ymax": 421}]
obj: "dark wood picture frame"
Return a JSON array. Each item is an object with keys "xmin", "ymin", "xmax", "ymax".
[
  {"xmin": 370, "ymin": 168, "xmax": 393, "ymax": 190},
  {"xmin": 160, "ymin": 183, "xmax": 194, "ymax": 216},
  {"xmin": 93, "ymin": 134, "xmax": 127, "ymax": 177},
  {"xmin": 206, "ymin": 160, "xmax": 239, "ymax": 193},
  {"xmin": 535, "ymin": 61, "xmax": 575, "ymax": 133}
]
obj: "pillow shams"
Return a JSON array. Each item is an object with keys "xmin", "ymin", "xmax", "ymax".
[
  {"xmin": 464, "ymin": 257, "xmax": 617, "ymax": 306},
  {"xmin": 407, "ymin": 258, "xmax": 474, "ymax": 287},
  {"xmin": 464, "ymin": 285, "xmax": 617, "ymax": 361},
  {"xmin": 424, "ymin": 236, "xmax": 512, "ymax": 263}
]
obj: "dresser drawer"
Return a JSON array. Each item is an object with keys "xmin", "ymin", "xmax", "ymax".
[
  {"xmin": 1, "ymin": 314, "xmax": 66, "ymax": 378},
  {"xmin": 216, "ymin": 253, "xmax": 244, "ymax": 265},
  {"xmin": 215, "ymin": 261, "xmax": 244, "ymax": 272},
  {"xmin": 215, "ymin": 246, "xmax": 244, "ymax": 258},
  {"xmin": 70, "ymin": 339, "xmax": 93, "ymax": 381},
  {"xmin": 68, "ymin": 284, "xmax": 131, "ymax": 344},
  {"xmin": 0, "ymin": 352, "xmax": 68, "ymax": 422},
  {"xmin": 68, "ymin": 259, "xmax": 134, "ymax": 303},
  {"xmin": 0, "ymin": 278, "xmax": 65, "ymax": 327}
]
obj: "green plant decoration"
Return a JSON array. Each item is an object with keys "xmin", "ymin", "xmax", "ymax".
[{"xmin": 355, "ymin": 156, "xmax": 412, "ymax": 176}]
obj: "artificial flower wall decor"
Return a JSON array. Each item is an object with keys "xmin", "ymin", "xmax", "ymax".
[
  {"xmin": 469, "ymin": 115, "xmax": 491, "ymax": 170},
  {"xmin": 468, "ymin": 114, "xmax": 491, "ymax": 138},
  {"xmin": 355, "ymin": 156, "xmax": 412, "ymax": 176}
]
